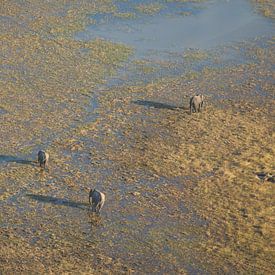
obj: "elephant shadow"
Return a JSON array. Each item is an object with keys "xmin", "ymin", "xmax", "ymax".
[
  {"xmin": 26, "ymin": 194, "xmax": 89, "ymax": 210},
  {"xmin": 0, "ymin": 155, "xmax": 36, "ymax": 166},
  {"xmin": 132, "ymin": 100, "xmax": 188, "ymax": 111}
]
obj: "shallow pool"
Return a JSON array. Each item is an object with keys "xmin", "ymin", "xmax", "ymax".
[{"xmin": 76, "ymin": 0, "xmax": 275, "ymax": 58}]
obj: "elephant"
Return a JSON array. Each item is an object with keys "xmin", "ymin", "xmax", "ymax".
[
  {"xmin": 89, "ymin": 189, "xmax": 105, "ymax": 214},
  {"xmin": 189, "ymin": 94, "xmax": 204, "ymax": 114},
  {"xmin": 38, "ymin": 150, "xmax": 49, "ymax": 169}
]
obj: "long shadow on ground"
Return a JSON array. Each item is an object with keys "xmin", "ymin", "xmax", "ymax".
[
  {"xmin": 0, "ymin": 155, "xmax": 35, "ymax": 166},
  {"xmin": 132, "ymin": 100, "xmax": 180, "ymax": 110},
  {"xmin": 26, "ymin": 194, "xmax": 89, "ymax": 209}
]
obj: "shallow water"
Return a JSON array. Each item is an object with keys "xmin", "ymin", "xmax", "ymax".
[
  {"xmin": 76, "ymin": 0, "xmax": 274, "ymax": 58},
  {"xmin": 1, "ymin": 0, "xmax": 274, "ymax": 273},
  {"xmin": 76, "ymin": 0, "xmax": 275, "ymax": 87}
]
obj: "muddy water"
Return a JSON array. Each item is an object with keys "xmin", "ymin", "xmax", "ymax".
[{"xmin": 1, "ymin": 0, "xmax": 274, "ymax": 274}]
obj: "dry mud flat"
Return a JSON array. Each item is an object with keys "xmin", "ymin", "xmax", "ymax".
[{"xmin": 1, "ymin": 0, "xmax": 275, "ymax": 274}]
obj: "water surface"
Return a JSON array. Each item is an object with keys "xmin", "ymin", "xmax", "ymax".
[{"xmin": 76, "ymin": 0, "xmax": 274, "ymax": 58}]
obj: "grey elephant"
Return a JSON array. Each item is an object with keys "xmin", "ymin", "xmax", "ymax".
[
  {"xmin": 89, "ymin": 189, "xmax": 105, "ymax": 214},
  {"xmin": 38, "ymin": 150, "xmax": 49, "ymax": 169},
  {"xmin": 189, "ymin": 94, "xmax": 204, "ymax": 114}
]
